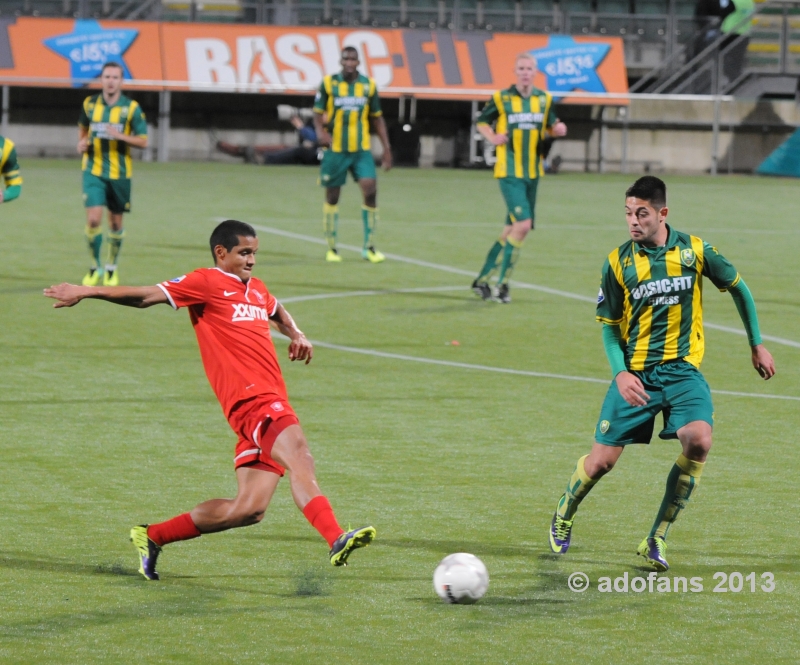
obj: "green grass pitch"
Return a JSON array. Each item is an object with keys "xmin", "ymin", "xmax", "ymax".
[{"xmin": 1, "ymin": 160, "xmax": 798, "ymax": 664}]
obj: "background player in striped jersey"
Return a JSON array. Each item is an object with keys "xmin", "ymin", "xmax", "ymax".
[
  {"xmin": 548, "ymin": 176, "xmax": 775, "ymax": 571},
  {"xmin": 44, "ymin": 220, "xmax": 376, "ymax": 579},
  {"xmin": 313, "ymin": 46, "xmax": 392, "ymax": 263},
  {"xmin": 471, "ymin": 53, "xmax": 567, "ymax": 303},
  {"xmin": 77, "ymin": 61, "xmax": 148, "ymax": 287},
  {"xmin": 0, "ymin": 134, "xmax": 22, "ymax": 203}
]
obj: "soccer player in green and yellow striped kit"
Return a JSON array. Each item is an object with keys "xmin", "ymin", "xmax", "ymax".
[
  {"xmin": 548, "ymin": 176, "xmax": 776, "ymax": 571},
  {"xmin": 78, "ymin": 61, "xmax": 148, "ymax": 286},
  {"xmin": 0, "ymin": 134, "xmax": 22, "ymax": 204},
  {"xmin": 313, "ymin": 46, "xmax": 392, "ymax": 263},
  {"xmin": 471, "ymin": 53, "xmax": 567, "ymax": 303}
]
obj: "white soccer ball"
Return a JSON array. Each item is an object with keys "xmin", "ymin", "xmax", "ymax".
[{"xmin": 433, "ymin": 553, "xmax": 489, "ymax": 604}]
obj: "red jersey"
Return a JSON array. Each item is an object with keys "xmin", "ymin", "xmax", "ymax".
[{"xmin": 157, "ymin": 267, "xmax": 288, "ymax": 418}]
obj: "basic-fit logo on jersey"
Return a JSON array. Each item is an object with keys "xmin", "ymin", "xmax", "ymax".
[
  {"xmin": 631, "ymin": 276, "xmax": 693, "ymax": 302},
  {"xmin": 232, "ymin": 303, "xmax": 269, "ymax": 322}
]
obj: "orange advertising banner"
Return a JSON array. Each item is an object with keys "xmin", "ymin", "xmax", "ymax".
[{"xmin": 0, "ymin": 17, "xmax": 628, "ymax": 103}]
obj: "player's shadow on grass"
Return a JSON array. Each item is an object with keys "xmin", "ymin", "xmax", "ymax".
[
  {"xmin": 0, "ymin": 551, "xmax": 142, "ymax": 579},
  {"xmin": 381, "ymin": 538, "xmax": 531, "ymax": 558}
]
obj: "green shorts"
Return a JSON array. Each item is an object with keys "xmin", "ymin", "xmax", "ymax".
[
  {"xmin": 498, "ymin": 177, "xmax": 539, "ymax": 225},
  {"xmin": 595, "ymin": 360, "xmax": 714, "ymax": 446},
  {"xmin": 319, "ymin": 150, "xmax": 376, "ymax": 188},
  {"xmin": 82, "ymin": 171, "xmax": 132, "ymax": 213}
]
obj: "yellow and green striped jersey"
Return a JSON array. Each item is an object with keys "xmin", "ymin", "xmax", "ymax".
[
  {"xmin": 477, "ymin": 85, "xmax": 557, "ymax": 180},
  {"xmin": 0, "ymin": 135, "xmax": 22, "ymax": 189},
  {"xmin": 313, "ymin": 73, "xmax": 382, "ymax": 153},
  {"xmin": 596, "ymin": 225, "xmax": 740, "ymax": 370},
  {"xmin": 78, "ymin": 93, "xmax": 147, "ymax": 180}
]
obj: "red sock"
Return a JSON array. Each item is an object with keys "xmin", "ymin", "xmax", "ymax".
[
  {"xmin": 147, "ymin": 513, "xmax": 201, "ymax": 547},
  {"xmin": 302, "ymin": 496, "xmax": 344, "ymax": 547}
]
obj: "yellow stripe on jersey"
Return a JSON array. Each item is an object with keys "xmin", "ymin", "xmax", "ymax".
[
  {"xmin": 0, "ymin": 138, "xmax": 12, "ymax": 171},
  {"xmin": 124, "ymin": 102, "xmax": 134, "ymax": 176},
  {"xmin": 605, "ymin": 249, "xmax": 631, "ymax": 339},
  {"xmin": 361, "ymin": 81, "xmax": 371, "ymax": 150},
  {"xmin": 91, "ymin": 100, "xmax": 104, "ymax": 176},
  {"xmin": 108, "ymin": 105, "xmax": 122, "ymax": 179},
  {"xmin": 630, "ymin": 251, "xmax": 653, "ymax": 370},
  {"xmin": 528, "ymin": 95, "xmax": 540, "ymax": 177},
  {"xmin": 493, "ymin": 91, "xmax": 507, "ymax": 178},
  {"xmin": 662, "ymin": 247, "xmax": 684, "ymax": 361},
  {"xmin": 685, "ymin": 236, "xmax": 706, "ymax": 368},
  {"xmin": 333, "ymin": 81, "xmax": 347, "ymax": 153},
  {"xmin": 538, "ymin": 94, "xmax": 552, "ymax": 177},
  {"xmin": 324, "ymin": 76, "xmax": 334, "ymax": 119},
  {"xmin": 510, "ymin": 96, "xmax": 523, "ymax": 178},
  {"xmin": 348, "ymin": 82, "xmax": 362, "ymax": 153}
]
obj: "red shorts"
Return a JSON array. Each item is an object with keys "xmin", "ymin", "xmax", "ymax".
[{"xmin": 228, "ymin": 395, "xmax": 299, "ymax": 476}]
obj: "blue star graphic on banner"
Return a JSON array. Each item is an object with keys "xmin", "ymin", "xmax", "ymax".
[
  {"xmin": 44, "ymin": 19, "xmax": 137, "ymax": 87},
  {"xmin": 531, "ymin": 36, "xmax": 610, "ymax": 99}
]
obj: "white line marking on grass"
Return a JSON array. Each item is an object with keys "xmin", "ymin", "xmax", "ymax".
[
  {"xmin": 246, "ymin": 223, "xmax": 800, "ymax": 349},
  {"xmin": 281, "ymin": 285, "xmax": 466, "ymax": 304},
  {"xmin": 273, "ymin": 333, "xmax": 800, "ymax": 401}
]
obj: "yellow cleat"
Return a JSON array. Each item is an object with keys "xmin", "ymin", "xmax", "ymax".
[
  {"xmin": 325, "ymin": 248, "xmax": 343, "ymax": 262},
  {"xmin": 363, "ymin": 246, "xmax": 385, "ymax": 263},
  {"xmin": 329, "ymin": 526, "xmax": 376, "ymax": 566},
  {"xmin": 102, "ymin": 269, "xmax": 119, "ymax": 286},
  {"xmin": 82, "ymin": 268, "xmax": 102, "ymax": 286}
]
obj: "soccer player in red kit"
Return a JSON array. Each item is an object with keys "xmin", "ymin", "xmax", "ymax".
[{"xmin": 44, "ymin": 219, "xmax": 375, "ymax": 580}]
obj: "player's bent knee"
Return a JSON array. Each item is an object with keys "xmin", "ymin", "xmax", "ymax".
[{"xmin": 271, "ymin": 426, "xmax": 316, "ymax": 473}]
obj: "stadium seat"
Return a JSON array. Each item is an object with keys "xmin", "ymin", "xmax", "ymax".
[
  {"xmin": 161, "ymin": 0, "xmax": 243, "ymax": 23},
  {"xmin": 633, "ymin": 0, "xmax": 668, "ymax": 40},
  {"xmin": 563, "ymin": 0, "xmax": 594, "ymax": 34},
  {"xmin": 596, "ymin": 1, "xmax": 634, "ymax": 36},
  {"xmin": 521, "ymin": 0, "xmax": 556, "ymax": 33},
  {"xmin": 481, "ymin": 0, "xmax": 516, "ymax": 31},
  {"xmin": 401, "ymin": 0, "xmax": 443, "ymax": 29}
]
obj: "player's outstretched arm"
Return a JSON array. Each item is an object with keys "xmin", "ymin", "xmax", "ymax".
[
  {"xmin": 727, "ymin": 278, "xmax": 775, "ymax": 380},
  {"xmin": 270, "ymin": 303, "xmax": 313, "ymax": 364},
  {"xmin": 43, "ymin": 283, "xmax": 168, "ymax": 309}
]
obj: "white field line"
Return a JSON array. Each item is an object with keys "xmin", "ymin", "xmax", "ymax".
[
  {"xmin": 272, "ymin": 333, "xmax": 800, "ymax": 402},
  {"xmin": 280, "ymin": 285, "xmax": 466, "ymax": 304},
  {"xmin": 251, "ymin": 222, "xmax": 800, "ymax": 350}
]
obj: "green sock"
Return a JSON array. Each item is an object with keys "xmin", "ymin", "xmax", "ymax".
[
  {"xmin": 557, "ymin": 455, "xmax": 598, "ymax": 521},
  {"xmin": 85, "ymin": 225, "xmax": 103, "ymax": 269},
  {"xmin": 650, "ymin": 454, "xmax": 704, "ymax": 540},
  {"xmin": 105, "ymin": 228, "xmax": 125, "ymax": 272},
  {"xmin": 323, "ymin": 203, "xmax": 339, "ymax": 250},
  {"xmin": 362, "ymin": 206, "xmax": 377, "ymax": 249},
  {"xmin": 496, "ymin": 236, "xmax": 523, "ymax": 285},
  {"xmin": 476, "ymin": 239, "xmax": 505, "ymax": 283}
]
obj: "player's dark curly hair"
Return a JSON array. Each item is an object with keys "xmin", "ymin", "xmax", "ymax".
[
  {"xmin": 626, "ymin": 176, "xmax": 667, "ymax": 209},
  {"xmin": 209, "ymin": 220, "xmax": 256, "ymax": 261}
]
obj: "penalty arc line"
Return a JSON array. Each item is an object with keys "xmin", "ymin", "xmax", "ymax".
[
  {"xmin": 250, "ymin": 223, "xmax": 800, "ymax": 350},
  {"xmin": 272, "ymin": 334, "xmax": 800, "ymax": 402}
]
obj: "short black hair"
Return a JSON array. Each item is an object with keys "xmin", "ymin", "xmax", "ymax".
[
  {"xmin": 101, "ymin": 61, "xmax": 123, "ymax": 73},
  {"xmin": 209, "ymin": 220, "xmax": 256, "ymax": 262},
  {"xmin": 626, "ymin": 176, "xmax": 667, "ymax": 209},
  {"xmin": 341, "ymin": 46, "xmax": 359, "ymax": 58}
]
